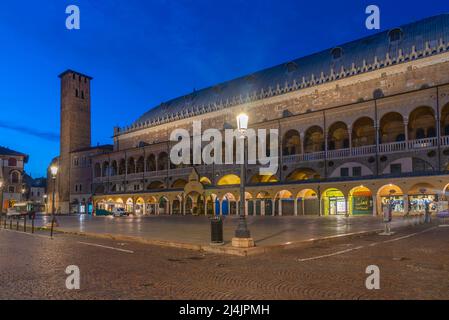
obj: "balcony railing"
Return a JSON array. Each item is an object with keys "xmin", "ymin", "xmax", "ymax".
[{"xmin": 94, "ymin": 136, "xmax": 449, "ymax": 184}]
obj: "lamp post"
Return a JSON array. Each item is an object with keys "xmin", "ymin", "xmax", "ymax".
[
  {"xmin": 232, "ymin": 113, "xmax": 254, "ymax": 248},
  {"xmin": 50, "ymin": 165, "xmax": 58, "ymax": 237}
]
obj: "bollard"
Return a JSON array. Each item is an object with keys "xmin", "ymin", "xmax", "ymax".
[
  {"xmin": 50, "ymin": 216, "xmax": 55, "ymax": 238},
  {"xmin": 23, "ymin": 215, "xmax": 27, "ymax": 232},
  {"xmin": 16, "ymin": 218, "xmax": 19, "ymax": 230},
  {"xmin": 31, "ymin": 216, "xmax": 34, "ymax": 234},
  {"xmin": 9, "ymin": 217, "xmax": 12, "ymax": 229}
]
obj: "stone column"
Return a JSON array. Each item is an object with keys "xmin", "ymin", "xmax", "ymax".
[
  {"xmin": 204, "ymin": 197, "xmax": 208, "ymax": 216},
  {"xmin": 294, "ymin": 198, "xmax": 298, "ymax": 216},
  {"xmin": 261, "ymin": 200, "xmax": 265, "ymax": 216},
  {"xmin": 300, "ymin": 132, "xmax": 305, "ymax": 155},
  {"xmin": 348, "ymin": 125, "xmax": 352, "ymax": 153},
  {"xmin": 219, "ymin": 199, "xmax": 223, "ymax": 216},
  {"xmin": 324, "ymin": 129, "xmax": 329, "ymax": 155},
  {"xmin": 404, "ymin": 117, "xmax": 409, "ymax": 148},
  {"xmin": 278, "ymin": 199, "xmax": 283, "ymax": 216},
  {"xmin": 346, "ymin": 196, "xmax": 350, "ymax": 216},
  {"xmin": 375, "ymin": 121, "xmax": 380, "ymax": 147},
  {"xmin": 253, "ymin": 200, "xmax": 257, "ymax": 216},
  {"xmin": 403, "ymin": 194, "xmax": 409, "ymax": 215},
  {"xmin": 245, "ymin": 200, "xmax": 248, "ymax": 216},
  {"xmin": 182, "ymin": 196, "xmax": 186, "ymax": 215},
  {"xmin": 372, "ymin": 195, "xmax": 377, "ymax": 216}
]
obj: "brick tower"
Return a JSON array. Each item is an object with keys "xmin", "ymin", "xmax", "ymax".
[{"xmin": 57, "ymin": 70, "xmax": 92, "ymax": 213}]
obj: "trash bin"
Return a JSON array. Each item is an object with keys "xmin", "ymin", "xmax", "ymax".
[{"xmin": 210, "ymin": 217, "xmax": 224, "ymax": 245}]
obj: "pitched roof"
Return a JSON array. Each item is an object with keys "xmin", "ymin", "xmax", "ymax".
[
  {"xmin": 0, "ymin": 146, "xmax": 28, "ymax": 162},
  {"xmin": 129, "ymin": 14, "xmax": 449, "ymax": 131},
  {"xmin": 58, "ymin": 69, "xmax": 93, "ymax": 80}
]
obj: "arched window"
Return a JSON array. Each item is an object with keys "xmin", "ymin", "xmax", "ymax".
[
  {"xmin": 118, "ymin": 159, "xmax": 126, "ymax": 175},
  {"xmin": 136, "ymin": 156, "xmax": 144, "ymax": 173},
  {"xmin": 285, "ymin": 62, "xmax": 298, "ymax": 73},
  {"xmin": 158, "ymin": 152, "xmax": 168, "ymax": 171},
  {"xmin": 282, "ymin": 130, "xmax": 301, "ymax": 156},
  {"xmin": 111, "ymin": 160, "xmax": 118, "ymax": 176},
  {"xmin": 331, "ymin": 47, "xmax": 343, "ymax": 60},
  {"xmin": 388, "ymin": 28, "xmax": 403, "ymax": 43},
  {"xmin": 10, "ymin": 171, "xmax": 19, "ymax": 184},
  {"xmin": 146, "ymin": 154, "xmax": 156, "ymax": 171},
  {"xmin": 102, "ymin": 161, "xmax": 109, "ymax": 177},
  {"xmin": 94, "ymin": 163, "xmax": 101, "ymax": 178},
  {"xmin": 127, "ymin": 157, "xmax": 136, "ymax": 174}
]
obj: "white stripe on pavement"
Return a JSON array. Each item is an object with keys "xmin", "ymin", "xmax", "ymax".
[
  {"xmin": 77, "ymin": 241, "xmax": 134, "ymax": 254},
  {"xmin": 297, "ymin": 246, "xmax": 364, "ymax": 262},
  {"xmin": 297, "ymin": 227, "xmax": 438, "ymax": 262}
]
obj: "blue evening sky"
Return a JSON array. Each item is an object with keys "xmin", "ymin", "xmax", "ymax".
[{"xmin": 0, "ymin": 0, "xmax": 447, "ymax": 177}]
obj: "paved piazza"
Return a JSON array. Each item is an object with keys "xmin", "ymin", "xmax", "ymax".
[
  {"xmin": 29, "ymin": 215, "xmax": 421, "ymax": 247},
  {"xmin": 0, "ymin": 222, "xmax": 448, "ymax": 299}
]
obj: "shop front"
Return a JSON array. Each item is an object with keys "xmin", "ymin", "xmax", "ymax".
[
  {"xmin": 349, "ymin": 187, "xmax": 373, "ymax": 215},
  {"xmin": 323, "ymin": 189, "xmax": 346, "ymax": 215},
  {"xmin": 408, "ymin": 194, "xmax": 437, "ymax": 214}
]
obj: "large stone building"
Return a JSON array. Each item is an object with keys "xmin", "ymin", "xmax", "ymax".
[
  {"xmin": 47, "ymin": 70, "xmax": 112, "ymax": 214},
  {"xmin": 0, "ymin": 147, "xmax": 28, "ymax": 212},
  {"xmin": 83, "ymin": 15, "xmax": 449, "ymax": 217}
]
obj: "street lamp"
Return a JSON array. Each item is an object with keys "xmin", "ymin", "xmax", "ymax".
[
  {"xmin": 233, "ymin": 113, "xmax": 254, "ymax": 247},
  {"xmin": 50, "ymin": 165, "xmax": 59, "ymax": 237}
]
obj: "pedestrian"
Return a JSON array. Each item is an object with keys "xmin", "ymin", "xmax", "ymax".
[{"xmin": 424, "ymin": 199, "xmax": 432, "ymax": 223}]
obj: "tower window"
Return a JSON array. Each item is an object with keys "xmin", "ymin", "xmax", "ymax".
[
  {"xmin": 81, "ymin": 91, "xmax": 84, "ymax": 99},
  {"xmin": 75, "ymin": 89, "xmax": 79, "ymax": 97},
  {"xmin": 79, "ymin": 75, "xmax": 81, "ymax": 81},
  {"xmin": 73, "ymin": 73, "xmax": 75, "ymax": 80}
]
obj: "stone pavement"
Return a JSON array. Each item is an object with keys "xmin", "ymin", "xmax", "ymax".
[
  {"xmin": 31, "ymin": 214, "xmax": 421, "ymax": 249},
  {"xmin": 1, "ymin": 223, "xmax": 448, "ymax": 299}
]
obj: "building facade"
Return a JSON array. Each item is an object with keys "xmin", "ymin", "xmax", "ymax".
[
  {"xmin": 28, "ymin": 177, "xmax": 46, "ymax": 206},
  {"xmin": 88, "ymin": 14, "xmax": 449, "ymax": 217},
  {"xmin": 0, "ymin": 146, "xmax": 28, "ymax": 212}
]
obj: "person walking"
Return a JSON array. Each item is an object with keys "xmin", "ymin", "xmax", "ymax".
[{"xmin": 424, "ymin": 199, "xmax": 431, "ymax": 223}]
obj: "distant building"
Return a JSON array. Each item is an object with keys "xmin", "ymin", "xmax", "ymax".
[
  {"xmin": 0, "ymin": 146, "xmax": 28, "ymax": 212},
  {"xmin": 28, "ymin": 177, "xmax": 47, "ymax": 204}
]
